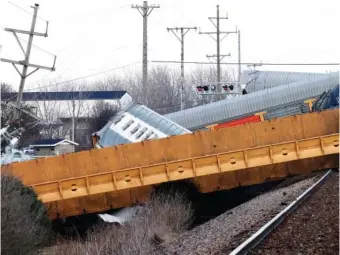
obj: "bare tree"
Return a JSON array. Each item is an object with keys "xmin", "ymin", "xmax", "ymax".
[
  {"xmin": 90, "ymin": 101, "xmax": 118, "ymax": 132},
  {"xmin": 1, "ymin": 83, "xmax": 14, "ymax": 127},
  {"xmin": 34, "ymin": 83, "xmax": 67, "ymax": 139}
]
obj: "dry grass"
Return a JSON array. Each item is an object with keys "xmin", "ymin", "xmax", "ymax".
[
  {"xmin": 47, "ymin": 188, "xmax": 194, "ymax": 255},
  {"xmin": 1, "ymin": 173, "xmax": 54, "ymax": 255}
]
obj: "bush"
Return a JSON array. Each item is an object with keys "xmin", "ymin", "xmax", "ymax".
[
  {"xmin": 1, "ymin": 174, "xmax": 54, "ymax": 255},
  {"xmin": 47, "ymin": 188, "xmax": 194, "ymax": 255}
]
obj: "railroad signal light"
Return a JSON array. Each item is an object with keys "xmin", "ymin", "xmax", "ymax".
[
  {"xmin": 222, "ymin": 84, "xmax": 234, "ymax": 91},
  {"xmin": 196, "ymin": 83, "xmax": 243, "ymax": 95}
]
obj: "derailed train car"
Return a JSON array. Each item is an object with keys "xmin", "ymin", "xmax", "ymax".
[{"xmin": 1, "ymin": 72, "xmax": 339, "ymax": 219}]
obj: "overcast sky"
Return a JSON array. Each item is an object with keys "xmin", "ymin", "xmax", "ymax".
[{"xmin": 0, "ymin": 0, "xmax": 339, "ymax": 92}]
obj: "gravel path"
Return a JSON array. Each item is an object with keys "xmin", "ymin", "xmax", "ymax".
[
  {"xmin": 249, "ymin": 171, "xmax": 339, "ymax": 255},
  {"xmin": 161, "ymin": 173, "xmax": 324, "ymax": 255}
]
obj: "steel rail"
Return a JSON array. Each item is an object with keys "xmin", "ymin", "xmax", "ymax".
[{"xmin": 229, "ymin": 169, "xmax": 333, "ymax": 255}]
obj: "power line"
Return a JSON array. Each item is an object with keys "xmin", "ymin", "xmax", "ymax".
[
  {"xmin": 27, "ymin": 40, "xmax": 144, "ymax": 87},
  {"xmin": 17, "ymin": 35, "xmax": 55, "ymax": 56},
  {"xmin": 150, "ymin": 60, "xmax": 340, "ymax": 66},
  {"xmin": 8, "ymin": 1, "xmax": 32, "ymax": 15},
  {"xmin": 8, "ymin": 1, "xmax": 47, "ymax": 22},
  {"xmin": 24, "ymin": 62, "xmax": 141, "ymax": 91}
]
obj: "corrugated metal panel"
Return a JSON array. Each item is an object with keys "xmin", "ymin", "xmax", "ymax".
[
  {"xmin": 128, "ymin": 104, "xmax": 189, "ymax": 135},
  {"xmin": 240, "ymin": 70, "xmax": 329, "ymax": 93},
  {"xmin": 95, "ymin": 103, "xmax": 191, "ymax": 147},
  {"xmin": 264, "ymin": 101, "xmax": 310, "ymax": 120},
  {"xmin": 98, "ymin": 131, "xmax": 130, "ymax": 148},
  {"xmin": 165, "ymin": 72, "xmax": 339, "ymax": 130},
  {"xmin": 94, "ymin": 118, "xmax": 130, "ymax": 147}
]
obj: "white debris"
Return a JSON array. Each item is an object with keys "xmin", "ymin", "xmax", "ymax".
[
  {"xmin": 98, "ymin": 205, "xmax": 145, "ymax": 225},
  {"xmin": 1, "ymin": 147, "xmax": 33, "ymax": 165}
]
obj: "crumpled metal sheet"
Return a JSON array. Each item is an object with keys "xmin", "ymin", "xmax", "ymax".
[{"xmin": 94, "ymin": 103, "xmax": 191, "ymax": 148}]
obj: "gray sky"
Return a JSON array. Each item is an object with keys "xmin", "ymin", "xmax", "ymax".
[{"xmin": 0, "ymin": 0, "xmax": 339, "ymax": 91}]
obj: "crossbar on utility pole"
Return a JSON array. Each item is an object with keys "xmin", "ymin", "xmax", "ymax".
[
  {"xmin": 132, "ymin": 1, "xmax": 160, "ymax": 89},
  {"xmin": 200, "ymin": 5, "xmax": 237, "ymax": 93},
  {"xmin": 167, "ymin": 26, "xmax": 197, "ymax": 110},
  {"xmin": 0, "ymin": 3, "xmax": 56, "ymax": 122}
]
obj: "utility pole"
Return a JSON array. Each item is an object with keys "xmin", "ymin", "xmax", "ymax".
[
  {"xmin": 0, "ymin": 3, "xmax": 56, "ymax": 122},
  {"xmin": 167, "ymin": 26, "xmax": 197, "ymax": 110},
  {"xmin": 132, "ymin": 1, "xmax": 160, "ymax": 89},
  {"xmin": 72, "ymin": 100, "xmax": 76, "ymax": 142},
  {"xmin": 238, "ymin": 30, "xmax": 241, "ymax": 82},
  {"xmin": 200, "ymin": 5, "xmax": 237, "ymax": 92}
]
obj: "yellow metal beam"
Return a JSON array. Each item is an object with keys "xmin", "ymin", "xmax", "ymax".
[{"xmin": 32, "ymin": 133, "xmax": 339, "ymax": 204}]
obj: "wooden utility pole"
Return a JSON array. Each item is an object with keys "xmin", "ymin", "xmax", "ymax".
[
  {"xmin": 167, "ymin": 26, "xmax": 197, "ymax": 110},
  {"xmin": 132, "ymin": 1, "xmax": 160, "ymax": 89},
  {"xmin": 0, "ymin": 3, "xmax": 56, "ymax": 122},
  {"xmin": 200, "ymin": 5, "xmax": 237, "ymax": 92},
  {"xmin": 238, "ymin": 30, "xmax": 241, "ymax": 82}
]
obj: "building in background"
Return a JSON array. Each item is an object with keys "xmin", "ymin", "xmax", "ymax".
[
  {"xmin": 59, "ymin": 117, "xmax": 94, "ymax": 151},
  {"xmin": 29, "ymin": 139, "xmax": 79, "ymax": 157}
]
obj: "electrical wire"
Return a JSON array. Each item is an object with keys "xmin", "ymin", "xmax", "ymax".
[
  {"xmin": 8, "ymin": 1, "xmax": 47, "ymax": 22},
  {"xmin": 8, "ymin": 1, "xmax": 32, "ymax": 15},
  {"xmin": 17, "ymin": 35, "xmax": 55, "ymax": 56},
  {"xmin": 24, "ymin": 62, "xmax": 141, "ymax": 91},
  {"xmin": 150, "ymin": 60, "xmax": 340, "ymax": 66}
]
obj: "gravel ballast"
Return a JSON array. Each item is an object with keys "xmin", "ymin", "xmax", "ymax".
[
  {"xmin": 162, "ymin": 173, "xmax": 324, "ymax": 255},
  {"xmin": 249, "ymin": 171, "xmax": 339, "ymax": 255}
]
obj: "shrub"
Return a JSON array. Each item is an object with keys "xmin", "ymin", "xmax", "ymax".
[
  {"xmin": 47, "ymin": 187, "xmax": 194, "ymax": 255},
  {"xmin": 1, "ymin": 174, "xmax": 54, "ymax": 255}
]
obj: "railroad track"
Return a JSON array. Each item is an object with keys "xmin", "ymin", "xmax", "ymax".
[{"xmin": 229, "ymin": 169, "xmax": 334, "ymax": 255}]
